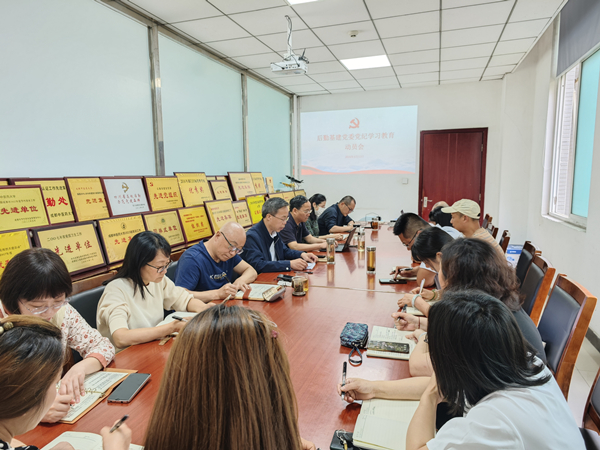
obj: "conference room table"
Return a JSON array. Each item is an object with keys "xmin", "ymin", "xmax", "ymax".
[{"xmin": 20, "ymin": 225, "xmax": 418, "ymax": 449}]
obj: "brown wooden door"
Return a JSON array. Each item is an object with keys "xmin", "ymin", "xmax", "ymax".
[{"xmin": 418, "ymin": 128, "xmax": 487, "ymax": 221}]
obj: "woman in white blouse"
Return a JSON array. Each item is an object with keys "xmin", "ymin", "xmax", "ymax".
[
  {"xmin": 406, "ymin": 290, "xmax": 584, "ymax": 450},
  {"xmin": 0, "ymin": 248, "xmax": 115, "ymax": 423},
  {"xmin": 97, "ymin": 231, "xmax": 212, "ymax": 349}
]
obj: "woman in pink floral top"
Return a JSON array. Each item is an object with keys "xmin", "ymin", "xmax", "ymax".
[{"xmin": 0, "ymin": 248, "xmax": 115, "ymax": 423}]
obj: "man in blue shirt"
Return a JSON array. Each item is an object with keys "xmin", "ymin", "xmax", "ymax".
[
  {"xmin": 175, "ymin": 221, "xmax": 257, "ymax": 301},
  {"xmin": 280, "ymin": 195, "xmax": 327, "ymax": 252},
  {"xmin": 317, "ymin": 195, "xmax": 356, "ymax": 236},
  {"xmin": 243, "ymin": 197, "xmax": 318, "ymax": 273}
]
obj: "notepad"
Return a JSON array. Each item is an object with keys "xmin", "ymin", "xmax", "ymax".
[
  {"xmin": 352, "ymin": 399, "xmax": 420, "ymax": 450},
  {"xmin": 58, "ymin": 370, "xmax": 134, "ymax": 424},
  {"xmin": 366, "ymin": 326, "xmax": 415, "ymax": 361},
  {"xmin": 41, "ymin": 431, "xmax": 143, "ymax": 450}
]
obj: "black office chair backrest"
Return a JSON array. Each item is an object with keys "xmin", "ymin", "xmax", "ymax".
[
  {"xmin": 580, "ymin": 428, "xmax": 600, "ymax": 449},
  {"xmin": 516, "ymin": 247, "xmax": 534, "ymax": 286},
  {"xmin": 69, "ymin": 285, "xmax": 105, "ymax": 329},
  {"xmin": 520, "ymin": 262, "xmax": 544, "ymax": 315},
  {"xmin": 166, "ymin": 260, "xmax": 178, "ymax": 282},
  {"xmin": 537, "ymin": 283, "xmax": 581, "ymax": 374}
]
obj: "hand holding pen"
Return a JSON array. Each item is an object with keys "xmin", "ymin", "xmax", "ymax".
[{"xmin": 100, "ymin": 415, "xmax": 132, "ymax": 450}]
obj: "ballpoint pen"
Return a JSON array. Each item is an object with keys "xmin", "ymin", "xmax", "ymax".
[{"xmin": 109, "ymin": 415, "xmax": 129, "ymax": 433}]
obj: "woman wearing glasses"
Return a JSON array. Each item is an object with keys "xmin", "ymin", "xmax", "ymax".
[
  {"xmin": 97, "ymin": 231, "xmax": 212, "ymax": 349},
  {"xmin": 0, "ymin": 248, "xmax": 114, "ymax": 423},
  {"xmin": 144, "ymin": 304, "xmax": 316, "ymax": 450}
]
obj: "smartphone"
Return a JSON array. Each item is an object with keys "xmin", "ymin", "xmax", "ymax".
[
  {"xmin": 107, "ymin": 373, "xmax": 151, "ymax": 403},
  {"xmin": 379, "ymin": 278, "xmax": 408, "ymax": 284}
]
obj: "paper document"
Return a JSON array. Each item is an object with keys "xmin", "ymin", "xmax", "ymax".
[
  {"xmin": 155, "ymin": 311, "xmax": 197, "ymax": 328},
  {"xmin": 234, "ymin": 284, "xmax": 277, "ymax": 299},
  {"xmin": 306, "ymin": 262, "xmax": 316, "ymax": 270},
  {"xmin": 42, "ymin": 431, "xmax": 143, "ymax": 450}
]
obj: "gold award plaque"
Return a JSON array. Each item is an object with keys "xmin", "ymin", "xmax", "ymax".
[
  {"xmin": 98, "ymin": 215, "xmax": 146, "ymax": 264},
  {"xmin": 0, "ymin": 186, "xmax": 49, "ymax": 232}
]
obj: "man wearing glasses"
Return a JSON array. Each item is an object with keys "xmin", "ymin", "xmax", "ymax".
[
  {"xmin": 280, "ymin": 195, "xmax": 327, "ymax": 252},
  {"xmin": 317, "ymin": 195, "xmax": 356, "ymax": 236},
  {"xmin": 390, "ymin": 212, "xmax": 436, "ymax": 287},
  {"xmin": 175, "ymin": 222, "xmax": 257, "ymax": 301},
  {"xmin": 243, "ymin": 197, "xmax": 318, "ymax": 273}
]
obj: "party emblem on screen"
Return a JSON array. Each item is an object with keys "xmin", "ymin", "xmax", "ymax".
[{"xmin": 349, "ymin": 118, "xmax": 360, "ymax": 129}]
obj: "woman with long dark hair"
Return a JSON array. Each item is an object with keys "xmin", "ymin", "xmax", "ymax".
[
  {"xmin": 0, "ymin": 315, "xmax": 130, "ymax": 450},
  {"xmin": 97, "ymin": 231, "xmax": 212, "ymax": 349},
  {"xmin": 144, "ymin": 304, "xmax": 315, "ymax": 450},
  {"xmin": 406, "ymin": 291, "xmax": 584, "ymax": 450},
  {"xmin": 0, "ymin": 248, "xmax": 114, "ymax": 422}
]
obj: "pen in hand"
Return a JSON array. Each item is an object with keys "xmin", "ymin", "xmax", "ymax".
[
  {"xmin": 172, "ymin": 315, "xmax": 187, "ymax": 322},
  {"xmin": 341, "ymin": 362, "xmax": 347, "ymax": 401},
  {"xmin": 109, "ymin": 415, "xmax": 129, "ymax": 433}
]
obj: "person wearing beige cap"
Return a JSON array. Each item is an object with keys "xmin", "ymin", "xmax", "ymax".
[{"xmin": 442, "ymin": 199, "xmax": 504, "ymax": 257}]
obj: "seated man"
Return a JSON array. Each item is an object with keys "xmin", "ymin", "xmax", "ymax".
[
  {"xmin": 390, "ymin": 213, "xmax": 437, "ymax": 287},
  {"xmin": 442, "ymin": 199, "xmax": 504, "ymax": 257},
  {"xmin": 317, "ymin": 195, "xmax": 355, "ymax": 235},
  {"xmin": 428, "ymin": 205, "xmax": 463, "ymax": 239},
  {"xmin": 243, "ymin": 197, "xmax": 317, "ymax": 273},
  {"xmin": 175, "ymin": 221, "xmax": 257, "ymax": 301},
  {"xmin": 280, "ymin": 195, "xmax": 327, "ymax": 252}
]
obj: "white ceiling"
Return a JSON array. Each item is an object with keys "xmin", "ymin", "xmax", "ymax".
[{"xmin": 120, "ymin": 0, "xmax": 566, "ymax": 96}]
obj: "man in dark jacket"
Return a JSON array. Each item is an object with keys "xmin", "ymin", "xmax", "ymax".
[
  {"xmin": 243, "ymin": 197, "xmax": 318, "ymax": 273},
  {"xmin": 317, "ymin": 195, "xmax": 356, "ymax": 235}
]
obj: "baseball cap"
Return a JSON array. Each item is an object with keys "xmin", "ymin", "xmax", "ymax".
[{"xmin": 442, "ymin": 199, "xmax": 480, "ymax": 219}]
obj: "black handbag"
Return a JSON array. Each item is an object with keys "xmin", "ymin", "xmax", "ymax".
[{"xmin": 340, "ymin": 322, "xmax": 368, "ymax": 365}]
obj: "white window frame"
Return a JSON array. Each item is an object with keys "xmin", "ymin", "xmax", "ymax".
[{"xmin": 548, "ymin": 63, "xmax": 588, "ymax": 229}]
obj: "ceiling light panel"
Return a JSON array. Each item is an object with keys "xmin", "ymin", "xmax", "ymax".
[{"xmin": 340, "ymin": 55, "xmax": 391, "ymax": 70}]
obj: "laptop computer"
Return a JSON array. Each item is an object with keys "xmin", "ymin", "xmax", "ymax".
[{"xmin": 335, "ymin": 227, "xmax": 357, "ymax": 252}]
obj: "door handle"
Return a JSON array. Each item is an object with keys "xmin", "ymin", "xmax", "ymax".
[{"xmin": 423, "ymin": 196, "xmax": 433, "ymax": 208}]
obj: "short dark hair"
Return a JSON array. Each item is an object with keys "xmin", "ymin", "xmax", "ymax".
[
  {"xmin": 108, "ymin": 231, "xmax": 171, "ymax": 299},
  {"xmin": 289, "ymin": 195, "xmax": 309, "ymax": 212},
  {"xmin": 411, "ymin": 227, "xmax": 454, "ymax": 266},
  {"xmin": 428, "ymin": 290, "xmax": 550, "ymax": 415},
  {"xmin": 441, "ymin": 238, "xmax": 522, "ymax": 310},
  {"xmin": 262, "ymin": 197, "xmax": 288, "ymax": 218},
  {"xmin": 308, "ymin": 193, "xmax": 326, "ymax": 221},
  {"xmin": 393, "ymin": 212, "xmax": 430, "ymax": 237},
  {"xmin": 339, "ymin": 195, "xmax": 355, "ymax": 206},
  {"xmin": 429, "ymin": 206, "xmax": 453, "ymax": 227},
  {"xmin": 0, "ymin": 248, "xmax": 72, "ymax": 314}
]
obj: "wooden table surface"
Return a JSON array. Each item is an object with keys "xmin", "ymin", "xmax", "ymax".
[{"xmin": 20, "ymin": 226, "xmax": 416, "ymax": 449}]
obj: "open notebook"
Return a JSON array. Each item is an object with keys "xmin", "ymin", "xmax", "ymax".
[
  {"xmin": 58, "ymin": 370, "xmax": 134, "ymax": 423},
  {"xmin": 366, "ymin": 326, "xmax": 416, "ymax": 361},
  {"xmin": 353, "ymin": 399, "xmax": 420, "ymax": 450},
  {"xmin": 42, "ymin": 432, "xmax": 143, "ymax": 450}
]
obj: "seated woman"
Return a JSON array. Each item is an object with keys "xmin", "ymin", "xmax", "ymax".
[
  {"xmin": 0, "ymin": 248, "xmax": 115, "ymax": 423},
  {"xmin": 143, "ymin": 304, "xmax": 316, "ymax": 450},
  {"xmin": 305, "ymin": 193, "xmax": 342, "ymax": 241},
  {"xmin": 406, "ymin": 291, "xmax": 584, "ymax": 450},
  {"xmin": 396, "ymin": 235, "xmax": 545, "ymax": 376},
  {"xmin": 0, "ymin": 315, "xmax": 130, "ymax": 450},
  {"xmin": 97, "ymin": 231, "xmax": 212, "ymax": 349},
  {"xmin": 339, "ymin": 237, "xmax": 546, "ymax": 399}
]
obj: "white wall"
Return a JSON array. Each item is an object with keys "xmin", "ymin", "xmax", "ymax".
[
  {"xmin": 299, "ymin": 82, "xmax": 503, "ymax": 222},
  {"xmin": 498, "ymin": 23, "xmax": 600, "ymax": 335}
]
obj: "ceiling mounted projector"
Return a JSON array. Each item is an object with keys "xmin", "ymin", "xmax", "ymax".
[{"xmin": 271, "ymin": 15, "xmax": 309, "ymax": 75}]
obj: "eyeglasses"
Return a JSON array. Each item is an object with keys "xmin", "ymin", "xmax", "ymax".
[
  {"xmin": 402, "ymin": 231, "xmax": 418, "ymax": 248},
  {"xmin": 272, "ymin": 214, "xmax": 289, "ymax": 222},
  {"xmin": 146, "ymin": 260, "xmax": 172, "ymax": 273},
  {"xmin": 221, "ymin": 232, "xmax": 243, "ymax": 255},
  {"xmin": 20, "ymin": 299, "xmax": 69, "ymax": 315},
  {"xmin": 300, "ymin": 208, "xmax": 312, "ymax": 214},
  {"xmin": 343, "ymin": 203, "xmax": 355, "ymax": 213}
]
